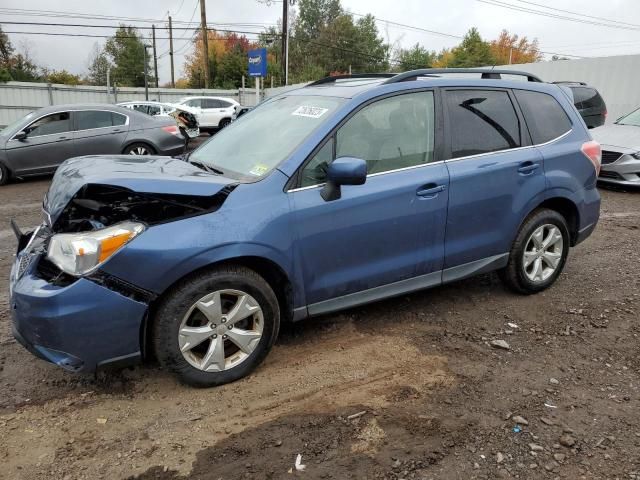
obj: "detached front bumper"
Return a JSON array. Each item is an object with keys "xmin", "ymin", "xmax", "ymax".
[{"xmin": 10, "ymin": 255, "xmax": 148, "ymax": 373}]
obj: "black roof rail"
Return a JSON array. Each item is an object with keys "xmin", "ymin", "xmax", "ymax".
[
  {"xmin": 551, "ymin": 81, "xmax": 587, "ymax": 86},
  {"xmin": 382, "ymin": 68, "xmax": 544, "ymax": 84},
  {"xmin": 307, "ymin": 73, "xmax": 396, "ymax": 87}
]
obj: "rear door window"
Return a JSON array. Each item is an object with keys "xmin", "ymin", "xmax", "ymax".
[
  {"xmin": 24, "ymin": 112, "xmax": 71, "ymax": 137},
  {"xmin": 76, "ymin": 110, "xmax": 114, "ymax": 130},
  {"xmin": 112, "ymin": 113, "xmax": 127, "ymax": 126},
  {"xmin": 203, "ymin": 99, "xmax": 224, "ymax": 108},
  {"xmin": 445, "ymin": 90, "xmax": 521, "ymax": 159},
  {"xmin": 514, "ymin": 90, "xmax": 572, "ymax": 144}
]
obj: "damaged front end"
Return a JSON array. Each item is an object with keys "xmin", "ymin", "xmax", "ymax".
[{"xmin": 10, "ymin": 155, "xmax": 239, "ymax": 372}]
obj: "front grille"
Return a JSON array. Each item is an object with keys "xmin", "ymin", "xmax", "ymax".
[
  {"xmin": 599, "ymin": 170, "xmax": 623, "ymax": 180},
  {"xmin": 601, "ymin": 150, "xmax": 622, "ymax": 165},
  {"xmin": 17, "ymin": 254, "xmax": 33, "ymax": 278}
]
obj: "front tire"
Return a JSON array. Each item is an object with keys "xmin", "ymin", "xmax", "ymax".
[
  {"xmin": 152, "ymin": 266, "xmax": 280, "ymax": 387},
  {"xmin": 499, "ymin": 209, "xmax": 570, "ymax": 294}
]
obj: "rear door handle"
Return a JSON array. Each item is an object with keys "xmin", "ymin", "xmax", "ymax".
[
  {"xmin": 416, "ymin": 184, "xmax": 446, "ymax": 197},
  {"xmin": 518, "ymin": 162, "xmax": 539, "ymax": 174}
]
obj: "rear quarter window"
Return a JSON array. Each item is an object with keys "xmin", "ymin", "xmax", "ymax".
[
  {"xmin": 514, "ymin": 90, "xmax": 572, "ymax": 144},
  {"xmin": 571, "ymin": 87, "xmax": 604, "ymax": 109}
]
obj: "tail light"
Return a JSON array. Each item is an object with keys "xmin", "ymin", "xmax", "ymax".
[
  {"xmin": 604, "ymin": 109, "xmax": 607, "ymax": 118},
  {"xmin": 162, "ymin": 125, "xmax": 179, "ymax": 135},
  {"xmin": 581, "ymin": 140, "xmax": 601, "ymax": 175}
]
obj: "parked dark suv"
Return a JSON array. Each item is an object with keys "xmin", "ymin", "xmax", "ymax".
[
  {"xmin": 554, "ymin": 81, "xmax": 607, "ymax": 129},
  {"xmin": 11, "ymin": 69, "xmax": 601, "ymax": 387}
]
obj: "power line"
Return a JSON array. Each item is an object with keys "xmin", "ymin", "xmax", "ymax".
[
  {"xmin": 512, "ymin": 0, "xmax": 640, "ymax": 29},
  {"xmin": 0, "ymin": 21, "xmax": 272, "ymax": 32},
  {"xmin": 350, "ymin": 12, "xmax": 463, "ymax": 40},
  {"xmin": 2, "ymin": 30, "xmax": 266, "ymax": 40},
  {"xmin": 477, "ymin": 0, "xmax": 640, "ymax": 32}
]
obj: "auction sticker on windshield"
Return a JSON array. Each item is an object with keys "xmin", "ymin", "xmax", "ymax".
[{"xmin": 292, "ymin": 106, "xmax": 329, "ymax": 119}]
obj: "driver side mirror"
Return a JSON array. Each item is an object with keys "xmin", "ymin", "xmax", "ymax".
[
  {"xmin": 320, "ymin": 156, "xmax": 367, "ymax": 201},
  {"xmin": 14, "ymin": 130, "xmax": 27, "ymax": 141}
]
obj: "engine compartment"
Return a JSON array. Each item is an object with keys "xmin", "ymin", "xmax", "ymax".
[{"xmin": 52, "ymin": 183, "xmax": 236, "ymax": 233}]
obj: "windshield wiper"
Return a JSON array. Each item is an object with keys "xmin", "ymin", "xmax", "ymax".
[{"xmin": 189, "ymin": 160, "xmax": 224, "ymax": 175}]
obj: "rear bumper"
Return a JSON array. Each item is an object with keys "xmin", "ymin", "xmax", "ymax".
[
  {"xmin": 158, "ymin": 145, "xmax": 186, "ymax": 156},
  {"xmin": 10, "ymin": 260, "xmax": 147, "ymax": 373}
]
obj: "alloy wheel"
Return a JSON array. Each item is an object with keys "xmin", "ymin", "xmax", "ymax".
[
  {"xmin": 522, "ymin": 224, "xmax": 564, "ymax": 283},
  {"xmin": 178, "ymin": 289, "xmax": 264, "ymax": 372},
  {"xmin": 129, "ymin": 146, "xmax": 149, "ymax": 155}
]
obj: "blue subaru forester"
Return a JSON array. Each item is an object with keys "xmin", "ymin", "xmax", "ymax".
[{"xmin": 10, "ymin": 69, "xmax": 601, "ymax": 387}]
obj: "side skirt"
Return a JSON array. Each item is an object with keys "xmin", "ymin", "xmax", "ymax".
[{"xmin": 300, "ymin": 253, "xmax": 509, "ymax": 319}]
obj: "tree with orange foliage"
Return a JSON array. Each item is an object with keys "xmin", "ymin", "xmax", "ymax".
[
  {"xmin": 490, "ymin": 30, "xmax": 542, "ymax": 65},
  {"xmin": 183, "ymin": 30, "xmax": 257, "ymax": 88}
]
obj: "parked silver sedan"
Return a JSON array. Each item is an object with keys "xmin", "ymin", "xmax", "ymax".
[
  {"xmin": 0, "ymin": 104, "xmax": 186, "ymax": 185},
  {"xmin": 592, "ymin": 107, "xmax": 640, "ymax": 187}
]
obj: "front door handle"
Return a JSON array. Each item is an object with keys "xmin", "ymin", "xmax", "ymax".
[
  {"xmin": 416, "ymin": 184, "xmax": 446, "ymax": 198},
  {"xmin": 517, "ymin": 161, "xmax": 539, "ymax": 174}
]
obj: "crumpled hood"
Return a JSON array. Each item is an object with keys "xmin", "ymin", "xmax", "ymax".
[
  {"xmin": 45, "ymin": 155, "xmax": 234, "ymax": 223},
  {"xmin": 591, "ymin": 124, "xmax": 640, "ymax": 151}
]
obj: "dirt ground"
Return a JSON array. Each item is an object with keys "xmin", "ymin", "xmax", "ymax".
[{"xmin": 0, "ymin": 171, "xmax": 639, "ymax": 480}]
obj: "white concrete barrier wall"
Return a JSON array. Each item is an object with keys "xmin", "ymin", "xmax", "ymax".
[
  {"xmin": 0, "ymin": 82, "xmax": 262, "ymax": 126},
  {"xmin": 495, "ymin": 54, "xmax": 640, "ymax": 124}
]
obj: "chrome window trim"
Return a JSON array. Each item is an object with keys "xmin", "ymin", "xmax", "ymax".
[
  {"xmin": 287, "ymin": 160, "xmax": 445, "ymax": 193},
  {"xmin": 444, "ymin": 129, "xmax": 572, "ymax": 163},
  {"xmin": 8, "ymin": 108, "xmax": 130, "ymax": 141},
  {"xmin": 286, "ymin": 129, "xmax": 572, "ymax": 193}
]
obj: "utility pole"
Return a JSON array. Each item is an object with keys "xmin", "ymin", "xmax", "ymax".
[
  {"xmin": 152, "ymin": 25, "xmax": 159, "ymax": 87},
  {"xmin": 143, "ymin": 45, "xmax": 150, "ymax": 100},
  {"xmin": 509, "ymin": 47, "xmax": 513, "ymax": 65},
  {"xmin": 281, "ymin": 0, "xmax": 288, "ymax": 85},
  {"xmin": 169, "ymin": 15, "xmax": 175, "ymax": 87},
  {"xmin": 106, "ymin": 66, "xmax": 111, "ymax": 103},
  {"xmin": 200, "ymin": 0, "xmax": 210, "ymax": 88}
]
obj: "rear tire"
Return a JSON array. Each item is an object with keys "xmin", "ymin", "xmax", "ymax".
[
  {"xmin": 218, "ymin": 118, "xmax": 231, "ymax": 129},
  {"xmin": 0, "ymin": 163, "xmax": 9, "ymax": 186},
  {"xmin": 152, "ymin": 266, "xmax": 280, "ymax": 387},
  {"xmin": 499, "ymin": 208, "xmax": 570, "ymax": 294},
  {"xmin": 123, "ymin": 143, "xmax": 155, "ymax": 155}
]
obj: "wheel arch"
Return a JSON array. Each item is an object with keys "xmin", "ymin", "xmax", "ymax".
[
  {"xmin": 519, "ymin": 196, "xmax": 580, "ymax": 247},
  {"xmin": 141, "ymin": 255, "xmax": 295, "ymax": 361}
]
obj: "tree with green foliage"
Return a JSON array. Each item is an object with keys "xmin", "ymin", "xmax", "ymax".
[
  {"xmin": 102, "ymin": 25, "xmax": 154, "ymax": 87},
  {"xmin": 448, "ymin": 28, "xmax": 496, "ymax": 68},
  {"xmin": 0, "ymin": 27, "xmax": 40, "ymax": 82},
  {"xmin": 395, "ymin": 43, "xmax": 436, "ymax": 71},
  {"xmin": 42, "ymin": 69, "xmax": 83, "ymax": 85}
]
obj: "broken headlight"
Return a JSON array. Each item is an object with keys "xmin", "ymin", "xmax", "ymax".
[{"xmin": 47, "ymin": 221, "xmax": 145, "ymax": 276}]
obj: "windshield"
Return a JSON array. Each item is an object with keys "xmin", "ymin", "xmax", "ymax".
[
  {"xmin": 1, "ymin": 111, "xmax": 35, "ymax": 136},
  {"xmin": 616, "ymin": 107, "xmax": 640, "ymax": 127},
  {"xmin": 189, "ymin": 95, "xmax": 345, "ymax": 179}
]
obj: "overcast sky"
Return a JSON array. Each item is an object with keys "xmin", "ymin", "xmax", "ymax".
[{"xmin": 1, "ymin": 0, "xmax": 639, "ymax": 84}]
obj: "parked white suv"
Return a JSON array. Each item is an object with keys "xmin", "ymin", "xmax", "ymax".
[{"xmin": 176, "ymin": 96, "xmax": 239, "ymax": 134}]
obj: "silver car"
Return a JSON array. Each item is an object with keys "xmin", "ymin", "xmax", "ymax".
[
  {"xmin": 0, "ymin": 104, "xmax": 186, "ymax": 186},
  {"xmin": 591, "ymin": 107, "xmax": 640, "ymax": 187}
]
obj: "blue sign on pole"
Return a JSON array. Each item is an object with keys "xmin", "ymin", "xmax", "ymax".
[{"xmin": 248, "ymin": 48, "xmax": 268, "ymax": 78}]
